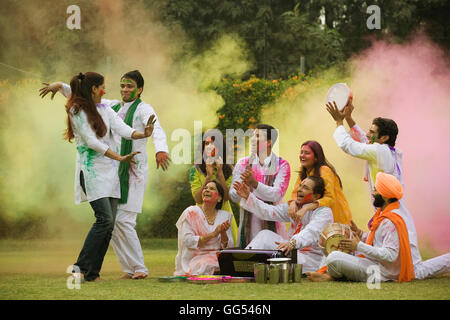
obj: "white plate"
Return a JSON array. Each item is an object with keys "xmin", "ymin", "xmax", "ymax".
[{"xmin": 326, "ymin": 83, "xmax": 351, "ymax": 111}]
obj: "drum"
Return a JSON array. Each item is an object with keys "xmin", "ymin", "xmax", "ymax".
[{"xmin": 319, "ymin": 223, "xmax": 353, "ymax": 256}]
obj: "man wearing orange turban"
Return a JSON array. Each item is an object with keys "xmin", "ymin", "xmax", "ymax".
[
  {"xmin": 308, "ymin": 173, "xmax": 415, "ymax": 282},
  {"xmin": 326, "ymin": 102, "xmax": 449, "ymax": 280}
]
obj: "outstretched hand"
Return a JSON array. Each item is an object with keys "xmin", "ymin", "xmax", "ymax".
[
  {"xmin": 156, "ymin": 151, "xmax": 171, "ymax": 171},
  {"xmin": 121, "ymin": 151, "xmax": 140, "ymax": 164},
  {"xmin": 144, "ymin": 114, "xmax": 157, "ymax": 137},
  {"xmin": 39, "ymin": 82, "xmax": 61, "ymax": 100}
]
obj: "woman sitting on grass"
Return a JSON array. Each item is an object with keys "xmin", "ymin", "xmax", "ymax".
[
  {"xmin": 174, "ymin": 180, "xmax": 233, "ymax": 276},
  {"xmin": 189, "ymin": 129, "xmax": 238, "ymax": 245}
]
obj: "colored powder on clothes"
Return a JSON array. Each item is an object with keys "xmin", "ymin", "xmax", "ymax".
[{"xmin": 77, "ymin": 145, "xmax": 98, "ymax": 174}]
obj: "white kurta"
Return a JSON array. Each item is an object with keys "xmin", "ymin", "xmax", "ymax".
[
  {"xmin": 333, "ymin": 124, "xmax": 422, "ymax": 269},
  {"xmin": 239, "ymin": 193, "xmax": 333, "ymax": 273},
  {"xmin": 68, "ymin": 104, "xmax": 135, "ymax": 203},
  {"xmin": 229, "ymin": 153, "xmax": 291, "ymax": 243},
  {"xmin": 174, "ymin": 206, "xmax": 234, "ymax": 276},
  {"xmin": 61, "ymin": 83, "xmax": 169, "ymax": 213},
  {"xmin": 326, "ymin": 218, "xmax": 401, "ymax": 282}
]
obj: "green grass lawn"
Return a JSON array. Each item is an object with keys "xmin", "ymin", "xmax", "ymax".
[{"xmin": 0, "ymin": 239, "xmax": 449, "ymax": 300}]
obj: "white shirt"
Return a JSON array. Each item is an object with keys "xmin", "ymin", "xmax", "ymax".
[
  {"xmin": 357, "ymin": 218, "xmax": 401, "ymax": 281},
  {"xmin": 239, "ymin": 193, "xmax": 333, "ymax": 256},
  {"xmin": 68, "ymin": 104, "xmax": 135, "ymax": 203},
  {"xmin": 61, "ymin": 83, "xmax": 169, "ymax": 212},
  {"xmin": 333, "ymin": 124, "xmax": 422, "ymax": 267},
  {"xmin": 229, "ymin": 152, "xmax": 291, "ymax": 242}
]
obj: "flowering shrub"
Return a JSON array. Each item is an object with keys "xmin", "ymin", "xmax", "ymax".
[{"xmin": 213, "ymin": 75, "xmax": 304, "ymax": 132}]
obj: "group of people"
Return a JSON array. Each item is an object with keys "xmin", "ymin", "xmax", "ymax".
[
  {"xmin": 40, "ymin": 71, "xmax": 449, "ymax": 284},
  {"xmin": 176, "ymin": 99, "xmax": 449, "ymax": 283}
]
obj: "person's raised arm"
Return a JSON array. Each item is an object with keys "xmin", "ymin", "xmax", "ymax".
[
  {"xmin": 250, "ymin": 160, "xmax": 291, "ymax": 203},
  {"xmin": 39, "ymin": 82, "xmax": 65, "ymax": 99},
  {"xmin": 234, "ymin": 181, "xmax": 290, "ymax": 223}
]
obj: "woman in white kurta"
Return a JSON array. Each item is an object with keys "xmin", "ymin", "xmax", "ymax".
[
  {"xmin": 174, "ymin": 180, "xmax": 234, "ymax": 276},
  {"xmin": 49, "ymin": 72, "xmax": 152, "ymax": 281},
  {"xmin": 55, "ymin": 72, "xmax": 169, "ymax": 279}
]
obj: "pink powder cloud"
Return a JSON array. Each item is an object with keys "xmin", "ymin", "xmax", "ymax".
[{"xmin": 349, "ymin": 33, "xmax": 450, "ymax": 252}]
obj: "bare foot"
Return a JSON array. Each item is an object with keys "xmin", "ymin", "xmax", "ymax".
[
  {"xmin": 306, "ymin": 272, "xmax": 333, "ymax": 282},
  {"xmin": 132, "ymin": 272, "xmax": 148, "ymax": 280},
  {"xmin": 118, "ymin": 273, "xmax": 133, "ymax": 280},
  {"xmin": 92, "ymin": 277, "xmax": 104, "ymax": 282}
]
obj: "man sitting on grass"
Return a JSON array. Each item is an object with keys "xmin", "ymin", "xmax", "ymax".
[
  {"xmin": 233, "ymin": 176, "xmax": 333, "ymax": 273},
  {"xmin": 307, "ymin": 172, "xmax": 416, "ymax": 283}
]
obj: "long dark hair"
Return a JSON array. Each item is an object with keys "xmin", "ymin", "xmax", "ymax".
[
  {"xmin": 299, "ymin": 140, "xmax": 342, "ymax": 188},
  {"xmin": 198, "ymin": 130, "xmax": 233, "ymax": 180},
  {"xmin": 64, "ymin": 72, "xmax": 106, "ymax": 142}
]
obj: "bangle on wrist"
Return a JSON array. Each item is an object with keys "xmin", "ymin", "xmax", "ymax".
[{"xmin": 289, "ymin": 238, "xmax": 296, "ymax": 249}]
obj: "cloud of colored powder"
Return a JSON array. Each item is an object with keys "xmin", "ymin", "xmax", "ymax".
[{"xmin": 263, "ymin": 32, "xmax": 450, "ymax": 253}]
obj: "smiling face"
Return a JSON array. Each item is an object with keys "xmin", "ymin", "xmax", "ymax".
[
  {"xmin": 299, "ymin": 144, "xmax": 317, "ymax": 170},
  {"xmin": 120, "ymin": 78, "xmax": 142, "ymax": 102},
  {"xmin": 296, "ymin": 178, "xmax": 316, "ymax": 205},
  {"xmin": 202, "ymin": 181, "xmax": 222, "ymax": 204}
]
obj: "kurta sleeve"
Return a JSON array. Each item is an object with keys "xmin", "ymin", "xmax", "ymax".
[
  {"xmin": 105, "ymin": 107, "xmax": 135, "ymax": 140},
  {"xmin": 181, "ymin": 220, "xmax": 200, "ymax": 250},
  {"xmin": 291, "ymin": 207, "xmax": 333, "ymax": 250},
  {"xmin": 252, "ymin": 159, "xmax": 291, "ymax": 203},
  {"xmin": 140, "ymin": 105, "xmax": 169, "ymax": 154},
  {"xmin": 239, "ymin": 193, "xmax": 290, "ymax": 223},
  {"xmin": 356, "ymin": 219, "xmax": 399, "ymax": 263},
  {"xmin": 349, "ymin": 124, "xmax": 369, "ymax": 143},
  {"xmin": 333, "ymin": 125, "xmax": 378, "ymax": 162},
  {"xmin": 69, "ymin": 109, "xmax": 109, "ymax": 155},
  {"xmin": 59, "ymin": 82, "xmax": 71, "ymax": 98},
  {"xmin": 317, "ymin": 166, "xmax": 337, "ymax": 209}
]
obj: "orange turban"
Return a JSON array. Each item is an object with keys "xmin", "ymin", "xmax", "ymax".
[{"xmin": 375, "ymin": 172, "xmax": 403, "ymax": 200}]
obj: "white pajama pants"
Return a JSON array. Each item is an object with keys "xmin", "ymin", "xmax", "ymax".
[
  {"xmin": 111, "ymin": 209, "xmax": 148, "ymax": 275},
  {"xmin": 414, "ymin": 253, "xmax": 450, "ymax": 280},
  {"xmin": 325, "ymin": 251, "xmax": 382, "ymax": 282}
]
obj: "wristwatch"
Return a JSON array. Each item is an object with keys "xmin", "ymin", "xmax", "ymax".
[{"xmin": 289, "ymin": 238, "xmax": 296, "ymax": 249}]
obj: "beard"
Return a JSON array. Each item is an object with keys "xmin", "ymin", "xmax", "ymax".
[{"xmin": 373, "ymin": 194, "xmax": 385, "ymax": 208}]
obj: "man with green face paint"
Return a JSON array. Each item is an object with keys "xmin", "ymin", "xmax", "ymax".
[{"xmin": 41, "ymin": 70, "xmax": 170, "ymax": 279}]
